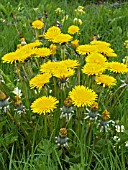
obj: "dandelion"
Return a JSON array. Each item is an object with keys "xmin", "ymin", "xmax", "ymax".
[
  {"xmin": 50, "ymin": 44, "xmax": 57, "ymax": 56},
  {"xmin": 107, "ymin": 61, "xmax": 128, "ymax": 74},
  {"xmin": 32, "ymin": 20, "xmax": 44, "ymax": 29},
  {"xmin": 71, "ymin": 39, "xmax": 79, "ymax": 49},
  {"xmin": 82, "ymin": 63, "xmax": 106, "ymax": 75},
  {"xmin": 53, "ymin": 33, "xmax": 73, "ymax": 44},
  {"xmin": 85, "ymin": 53, "xmax": 107, "ymax": 65},
  {"xmin": 61, "ymin": 59, "xmax": 80, "ymax": 69},
  {"xmin": 95, "ymin": 74, "xmax": 117, "ymax": 87},
  {"xmin": 84, "ymin": 102, "xmax": 99, "ymax": 121},
  {"xmin": 68, "ymin": 25, "xmax": 80, "ymax": 35},
  {"xmin": 0, "ymin": 90, "xmax": 10, "ymax": 112},
  {"xmin": 90, "ymin": 40, "xmax": 111, "ymax": 47},
  {"xmin": 76, "ymin": 44, "xmax": 96, "ymax": 55},
  {"xmin": 35, "ymin": 47, "xmax": 52, "ymax": 58},
  {"xmin": 29, "ymin": 73, "xmax": 52, "ymax": 89},
  {"xmin": 55, "ymin": 128, "xmax": 69, "ymax": 147},
  {"xmin": 69, "ymin": 85, "xmax": 98, "ymax": 107},
  {"xmin": 31, "ymin": 96, "xmax": 59, "ymax": 115},
  {"xmin": 101, "ymin": 110, "xmax": 110, "ymax": 121},
  {"xmin": 44, "ymin": 26, "xmax": 61, "ymax": 41}
]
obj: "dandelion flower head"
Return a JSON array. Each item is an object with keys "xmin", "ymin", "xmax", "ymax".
[
  {"xmin": 32, "ymin": 20, "xmax": 44, "ymax": 29},
  {"xmin": 68, "ymin": 25, "xmax": 80, "ymax": 35},
  {"xmin": 69, "ymin": 85, "xmax": 98, "ymax": 107},
  {"xmin": 95, "ymin": 74, "xmax": 117, "ymax": 87},
  {"xmin": 82, "ymin": 63, "xmax": 106, "ymax": 75},
  {"xmin": 44, "ymin": 26, "xmax": 61, "ymax": 41},
  {"xmin": 31, "ymin": 96, "xmax": 59, "ymax": 115},
  {"xmin": 107, "ymin": 61, "xmax": 128, "ymax": 74},
  {"xmin": 29, "ymin": 73, "xmax": 52, "ymax": 89},
  {"xmin": 85, "ymin": 53, "xmax": 107, "ymax": 65}
]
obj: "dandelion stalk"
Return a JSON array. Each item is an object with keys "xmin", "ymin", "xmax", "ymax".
[{"xmin": 78, "ymin": 66, "xmax": 81, "ymax": 85}]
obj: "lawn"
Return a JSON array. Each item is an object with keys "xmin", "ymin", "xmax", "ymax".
[{"xmin": 0, "ymin": 0, "xmax": 128, "ymax": 169}]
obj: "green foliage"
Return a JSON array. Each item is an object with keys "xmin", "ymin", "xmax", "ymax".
[{"xmin": 0, "ymin": 1, "xmax": 128, "ymax": 169}]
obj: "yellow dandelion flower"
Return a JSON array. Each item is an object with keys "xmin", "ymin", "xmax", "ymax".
[
  {"xmin": 31, "ymin": 96, "xmax": 59, "ymax": 115},
  {"xmin": 124, "ymin": 40, "xmax": 128, "ymax": 48},
  {"xmin": 68, "ymin": 25, "xmax": 80, "ymax": 35},
  {"xmin": 53, "ymin": 33, "xmax": 73, "ymax": 44},
  {"xmin": 32, "ymin": 20, "xmax": 44, "ymax": 29},
  {"xmin": 71, "ymin": 39, "xmax": 79, "ymax": 49},
  {"xmin": 44, "ymin": 26, "xmax": 61, "ymax": 41},
  {"xmin": 61, "ymin": 59, "xmax": 80, "ymax": 69},
  {"xmin": 76, "ymin": 44, "xmax": 96, "ymax": 55},
  {"xmin": 53, "ymin": 68, "xmax": 75, "ymax": 80},
  {"xmin": 107, "ymin": 62, "xmax": 128, "ymax": 74},
  {"xmin": 90, "ymin": 40, "xmax": 111, "ymax": 47},
  {"xmin": 86, "ymin": 53, "xmax": 107, "ymax": 64},
  {"xmin": 94, "ymin": 45, "xmax": 117, "ymax": 57},
  {"xmin": 95, "ymin": 74, "xmax": 117, "ymax": 87},
  {"xmin": 69, "ymin": 85, "xmax": 98, "ymax": 107},
  {"xmin": 101, "ymin": 110, "xmax": 110, "ymax": 121},
  {"xmin": 50, "ymin": 44, "xmax": 57, "ymax": 56},
  {"xmin": 40, "ymin": 61, "xmax": 62, "ymax": 74},
  {"xmin": 82, "ymin": 63, "xmax": 106, "ymax": 75},
  {"xmin": 29, "ymin": 73, "xmax": 52, "ymax": 89},
  {"xmin": 2, "ymin": 52, "xmax": 19, "ymax": 64},
  {"xmin": 35, "ymin": 47, "xmax": 51, "ymax": 58}
]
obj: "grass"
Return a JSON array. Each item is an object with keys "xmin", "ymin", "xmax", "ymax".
[{"xmin": 0, "ymin": 0, "xmax": 128, "ymax": 169}]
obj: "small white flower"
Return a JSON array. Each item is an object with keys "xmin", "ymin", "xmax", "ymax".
[
  {"xmin": 115, "ymin": 125, "xmax": 125, "ymax": 132},
  {"xmin": 13, "ymin": 87, "xmax": 22, "ymax": 97},
  {"xmin": 125, "ymin": 141, "xmax": 128, "ymax": 147}
]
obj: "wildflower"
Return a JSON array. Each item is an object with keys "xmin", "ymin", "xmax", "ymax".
[
  {"xmin": 55, "ymin": 128, "xmax": 68, "ymax": 147},
  {"xmin": 61, "ymin": 15, "xmax": 68, "ymax": 25},
  {"xmin": 107, "ymin": 62, "xmax": 128, "ymax": 74},
  {"xmin": 84, "ymin": 102, "xmax": 99, "ymax": 121},
  {"xmin": 85, "ymin": 53, "xmax": 107, "ymax": 65},
  {"xmin": 64, "ymin": 97, "xmax": 73, "ymax": 108},
  {"xmin": 73, "ymin": 18, "xmax": 83, "ymax": 25},
  {"xmin": 82, "ymin": 63, "xmax": 106, "ymax": 75},
  {"xmin": 44, "ymin": 26, "xmax": 61, "ymax": 41},
  {"xmin": 119, "ymin": 78, "xmax": 128, "ymax": 89},
  {"xmin": 52, "ymin": 33, "xmax": 73, "ymax": 44},
  {"xmin": 20, "ymin": 37, "xmax": 27, "ymax": 46},
  {"xmin": 53, "ymin": 68, "xmax": 75, "ymax": 80},
  {"xmin": 55, "ymin": 8, "xmax": 64, "ymax": 14},
  {"xmin": 29, "ymin": 73, "xmax": 52, "ymax": 89},
  {"xmin": 68, "ymin": 25, "xmax": 80, "ymax": 35},
  {"xmin": 75, "ymin": 6, "xmax": 85, "ymax": 15},
  {"xmin": 124, "ymin": 40, "xmax": 128, "ymax": 48},
  {"xmin": 35, "ymin": 47, "xmax": 52, "ymax": 58},
  {"xmin": 76, "ymin": 44, "xmax": 96, "ymax": 55},
  {"xmin": 0, "ymin": 90, "xmax": 10, "ymax": 112},
  {"xmin": 40, "ymin": 61, "xmax": 61, "ymax": 75},
  {"xmin": 50, "ymin": 44, "xmax": 57, "ymax": 56},
  {"xmin": 69, "ymin": 85, "xmax": 98, "ymax": 107},
  {"xmin": 99, "ymin": 110, "xmax": 114, "ymax": 132},
  {"xmin": 31, "ymin": 96, "xmax": 59, "ymax": 115},
  {"xmin": 71, "ymin": 39, "xmax": 79, "ymax": 49},
  {"xmin": 101, "ymin": 110, "xmax": 110, "ymax": 121},
  {"xmin": 115, "ymin": 125, "xmax": 125, "ymax": 132},
  {"xmin": 95, "ymin": 74, "xmax": 117, "ymax": 87},
  {"xmin": 13, "ymin": 87, "xmax": 22, "ymax": 97},
  {"xmin": 32, "ymin": 20, "xmax": 44, "ymax": 29},
  {"xmin": 61, "ymin": 59, "xmax": 80, "ymax": 69},
  {"xmin": 90, "ymin": 40, "xmax": 111, "ymax": 47}
]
